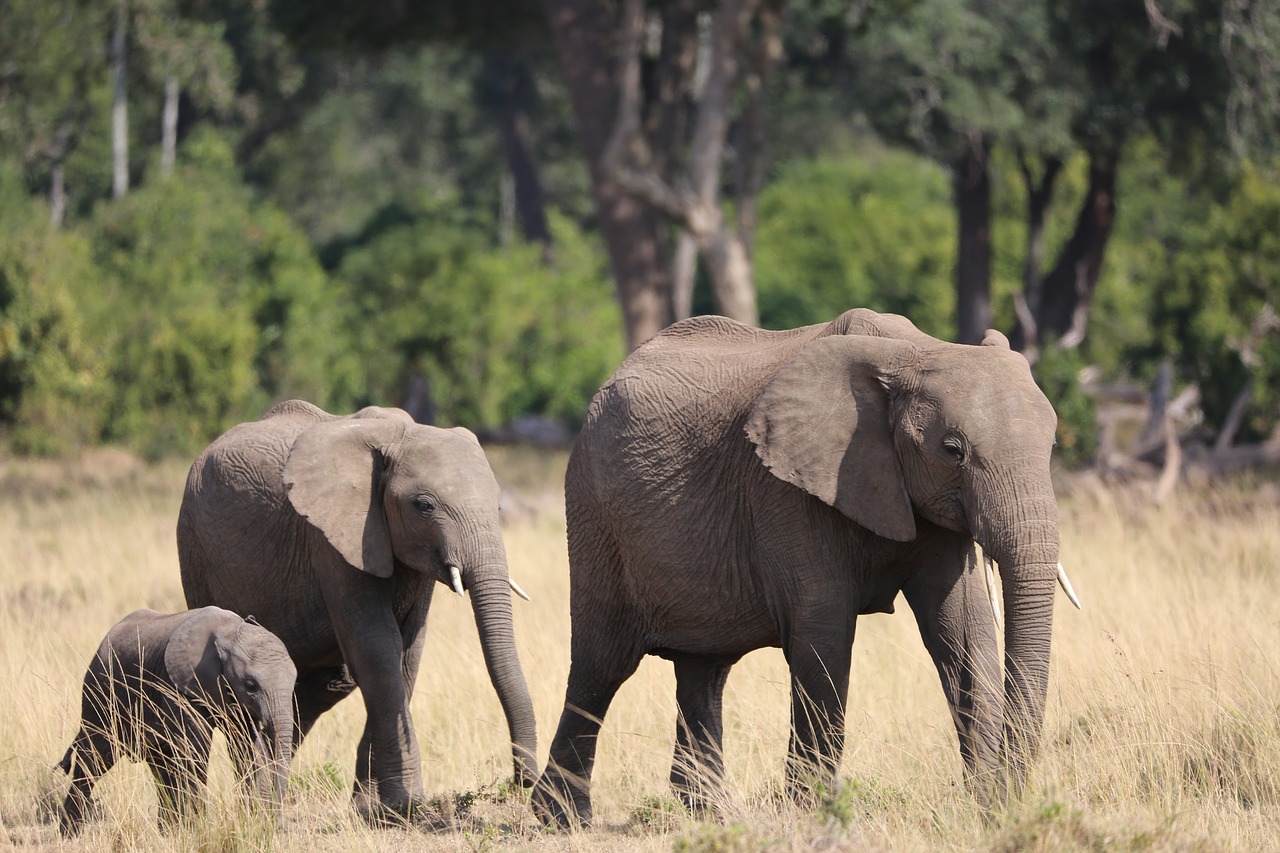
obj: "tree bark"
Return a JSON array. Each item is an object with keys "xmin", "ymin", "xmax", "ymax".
[
  {"xmin": 599, "ymin": 0, "xmax": 760, "ymax": 327},
  {"xmin": 161, "ymin": 76, "xmax": 178, "ymax": 179},
  {"xmin": 955, "ymin": 137, "xmax": 992, "ymax": 345},
  {"xmin": 542, "ymin": 0, "xmax": 673, "ymax": 350},
  {"xmin": 485, "ymin": 51, "xmax": 552, "ymax": 248},
  {"xmin": 1010, "ymin": 151, "xmax": 1063, "ymax": 352},
  {"xmin": 111, "ymin": 1, "xmax": 129, "ymax": 199},
  {"xmin": 1032, "ymin": 149, "xmax": 1119, "ymax": 348},
  {"xmin": 48, "ymin": 119, "xmax": 75, "ymax": 227}
]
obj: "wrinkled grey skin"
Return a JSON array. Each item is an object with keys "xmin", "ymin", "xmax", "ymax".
[
  {"xmin": 177, "ymin": 400, "xmax": 537, "ymax": 821},
  {"xmin": 58, "ymin": 606, "xmax": 296, "ymax": 835},
  {"xmin": 533, "ymin": 309, "xmax": 1060, "ymax": 826}
]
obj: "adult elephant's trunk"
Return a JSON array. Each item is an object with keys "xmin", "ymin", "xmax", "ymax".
[
  {"xmin": 980, "ymin": 488, "xmax": 1059, "ymax": 801},
  {"xmin": 464, "ymin": 557, "xmax": 538, "ymax": 788}
]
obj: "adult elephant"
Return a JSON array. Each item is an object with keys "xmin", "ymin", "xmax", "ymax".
[
  {"xmin": 178, "ymin": 400, "xmax": 537, "ymax": 821},
  {"xmin": 534, "ymin": 308, "xmax": 1070, "ymax": 826}
]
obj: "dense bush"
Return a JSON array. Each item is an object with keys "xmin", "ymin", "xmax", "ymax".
[
  {"xmin": 84, "ymin": 131, "xmax": 362, "ymax": 456},
  {"xmin": 1147, "ymin": 161, "xmax": 1280, "ymax": 443},
  {"xmin": 336, "ymin": 211, "xmax": 622, "ymax": 430},
  {"xmin": 0, "ymin": 168, "xmax": 111, "ymax": 454},
  {"xmin": 753, "ymin": 149, "xmax": 956, "ymax": 337}
]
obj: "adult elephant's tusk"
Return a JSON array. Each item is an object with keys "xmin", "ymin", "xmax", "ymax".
[
  {"xmin": 449, "ymin": 565, "xmax": 465, "ymax": 597},
  {"xmin": 1057, "ymin": 562, "xmax": 1082, "ymax": 609},
  {"xmin": 982, "ymin": 550, "xmax": 1002, "ymax": 631},
  {"xmin": 509, "ymin": 577, "xmax": 531, "ymax": 601}
]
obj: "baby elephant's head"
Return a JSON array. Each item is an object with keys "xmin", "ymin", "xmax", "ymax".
[{"xmin": 165, "ymin": 607, "xmax": 297, "ymax": 807}]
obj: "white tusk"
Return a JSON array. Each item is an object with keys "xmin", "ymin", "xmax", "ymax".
[
  {"xmin": 508, "ymin": 577, "xmax": 531, "ymax": 602},
  {"xmin": 1057, "ymin": 562, "xmax": 1082, "ymax": 610},
  {"xmin": 449, "ymin": 565, "xmax": 465, "ymax": 597},
  {"xmin": 983, "ymin": 550, "xmax": 1003, "ymax": 632}
]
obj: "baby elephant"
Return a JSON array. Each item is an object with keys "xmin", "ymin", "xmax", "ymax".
[{"xmin": 57, "ymin": 606, "xmax": 297, "ymax": 835}]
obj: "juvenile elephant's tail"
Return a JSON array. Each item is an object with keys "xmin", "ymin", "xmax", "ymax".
[{"xmin": 57, "ymin": 745, "xmax": 73, "ymax": 775}]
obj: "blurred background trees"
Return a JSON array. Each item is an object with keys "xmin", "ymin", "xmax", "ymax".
[{"xmin": 0, "ymin": 0, "xmax": 1277, "ymax": 466}]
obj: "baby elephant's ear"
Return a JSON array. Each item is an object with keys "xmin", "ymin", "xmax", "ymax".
[{"xmin": 164, "ymin": 607, "xmax": 229, "ymax": 702}]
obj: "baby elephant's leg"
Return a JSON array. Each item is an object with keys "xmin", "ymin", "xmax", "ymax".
[
  {"xmin": 147, "ymin": 721, "xmax": 213, "ymax": 831},
  {"xmin": 58, "ymin": 728, "xmax": 116, "ymax": 836}
]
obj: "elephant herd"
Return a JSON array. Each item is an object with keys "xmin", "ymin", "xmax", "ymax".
[{"xmin": 54, "ymin": 307, "xmax": 1077, "ymax": 835}]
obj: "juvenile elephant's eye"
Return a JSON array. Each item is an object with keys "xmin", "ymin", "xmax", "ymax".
[
  {"xmin": 243, "ymin": 678, "xmax": 260, "ymax": 693},
  {"xmin": 941, "ymin": 435, "xmax": 966, "ymax": 463}
]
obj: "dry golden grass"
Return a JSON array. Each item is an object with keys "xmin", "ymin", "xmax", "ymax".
[{"xmin": 2, "ymin": 448, "xmax": 1279, "ymax": 851}]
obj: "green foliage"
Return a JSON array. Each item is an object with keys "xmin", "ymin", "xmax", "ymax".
[
  {"xmin": 1148, "ymin": 161, "xmax": 1280, "ymax": 442},
  {"xmin": 753, "ymin": 150, "xmax": 955, "ymax": 337},
  {"xmin": 0, "ymin": 167, "xmax": 110, "ymax": 455},
  {"xmin": 88, "ymin": 129, "xmax": 360, "ymax": 457},
  {"xmin": 336, "ymin": 211, "xmax": 621, "ymax": 430},
  {"xmin": 1032, "ymin": 346, "xmax": 1098, "ymax": 469}
]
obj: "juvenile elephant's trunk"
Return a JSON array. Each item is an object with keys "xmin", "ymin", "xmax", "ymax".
[
  {"xmin": 465, "ymin": 556, "xmax": 538, "ymax": 788},
  {"xmin": 981, "ymin": 490, "xmax": 1059, "ymax": 801}
]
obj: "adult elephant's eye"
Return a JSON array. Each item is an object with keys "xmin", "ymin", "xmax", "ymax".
[
  {"xmin": 941, "ymin": 435, "xmax": 966, "ymax": 464},
  {"xmin": 414, "ymin": 496, "xmax": 436, "ymax": 514},
  {"xmin": 244, "ymin": 678, "xmax": 260, "ymax": 693}
]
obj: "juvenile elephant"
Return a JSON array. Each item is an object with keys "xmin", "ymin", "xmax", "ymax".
[
  {"xmin": 533, "ymin": 309, "xmax": 1067, "ymax": 826},
  {"xmin": 177, "ymin": 400, "xmax": 537, "ymax": 821},
  {"xmin": 58, "ymin": 606, "xmax": 296, "ymax": 835}
]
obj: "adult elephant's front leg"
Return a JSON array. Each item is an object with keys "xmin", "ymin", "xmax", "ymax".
[
  {"xmin": 782, "ymin": 605, "xmax": 856, "ymax": 801},
  {"xmin": 325, "ymin": 576, "xmax": 424, "ymax": 820},
  {"xmin": 900, "ymin": 534, "xmax": 1002, "ymax": 802}
]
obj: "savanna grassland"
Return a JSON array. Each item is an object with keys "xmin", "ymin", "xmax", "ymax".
[{"xmin": 2, "ymin": 448, "xmax": 1280, "ymax": 851}]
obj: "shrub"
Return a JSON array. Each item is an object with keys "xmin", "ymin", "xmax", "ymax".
[
  {"xmin": 336, "ymin": 211, "xmax": 622, "ymax": 430},
  {"xmin": 753, "ymin": 150, "xmax": 956, "ymax": 337}
]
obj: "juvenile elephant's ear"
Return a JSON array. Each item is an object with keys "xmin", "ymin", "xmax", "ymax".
[
  {"xmin": 165, "ymin": 607, "xmax": 231, "ymax": 702},
  {"xmin": 283, "ymin": 419, "xmax": 406, "ymax": 577},
  {"xmin": 746, "ymin": 334, "xmax": 918, "ymax": 542}
]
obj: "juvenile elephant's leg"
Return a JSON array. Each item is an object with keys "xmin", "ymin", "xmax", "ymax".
[
  {"xmin": 58, "ymin": 729, "xmax": 115, "ymax": 836},
  {"xmin": 900, "ymin": 535, "xmax": 1002, "ymax": 799},
  {"xmin": 670, "ymin": 654, "xmax": 737, "ymax": 813},
  {"xmin": 783, "ymin": 614, "xmax": 855, "ymax": 802},
  {"xmin": 323, "ymin": 576, "xmax": 421, "ymax": 820},
  {"xmin": 353, "ymin": 593, "xmax": 431, "ymax": 819}
]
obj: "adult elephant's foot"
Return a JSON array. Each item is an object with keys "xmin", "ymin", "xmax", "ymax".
[
  {"xmin": 531, "ymin": 768, "xmax": 590, "ymax": 829},
  {"xmin": 355, "ymin": 797, "xmax": 450, "ymax": 831}
]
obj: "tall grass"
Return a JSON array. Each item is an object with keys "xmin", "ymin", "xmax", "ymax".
[{"xmin": 2, "ymin": 450, "xmax": 1278, "ymax": 850}]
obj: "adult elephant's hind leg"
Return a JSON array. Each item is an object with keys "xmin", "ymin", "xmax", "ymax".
[
  {"xmin": 532, "ymin": 521, "xmax": 644, "ymax": 828},
  {"xmin": 670, "ymin": 654, "xmax": 737, "ymax": 813},
  {"xmin": 534, "ymin": 644, "xmax": 643, "ymax": 828}
]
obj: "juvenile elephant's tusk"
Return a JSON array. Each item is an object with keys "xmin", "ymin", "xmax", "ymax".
[
  {"xmin": 449, "ymin": 565, "xmax": 465, "ymax": 597},
  {"xmin": 1057, "ymin": 562, "xmax": 1082, "ymax": 610},
  {"xmin": 508, "ymin": 577, "xmax": 531, "ymax": 602},
  {"xmin": 982, "ymin": 551, "xmax": 1003, "ymax": 631}
]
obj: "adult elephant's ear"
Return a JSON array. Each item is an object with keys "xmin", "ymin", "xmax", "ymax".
[
  {"xmin": 746, "ymin": 334, "xmax": 918, "ymax": 542},
  {"xmin": 283, "ymin": 419, "xmax": 406, "ymax": 578}
]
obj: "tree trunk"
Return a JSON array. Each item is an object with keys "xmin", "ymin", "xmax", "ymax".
[
  {"xmin": 684, "ymin": 0, "xmax": 759, "ymax": 325},
  {"xmin": 672, "ymin": 232, "xmax": 698, "ymax": 320},
  {"xmin": 1010, "ymin": 152, "xmax": 1063, "ymax": 352},
  {"xmin": 49, "ymin": 119, "xmax": 74, "ymax": 227},
  {"xmin": 485, "ymin": 51, "xmax": 551, "ymax": 248},
  {"xmin": 954, "ymin": 137, "xmax": 992, "ymax": 345},
  {"xmin": 111, "ymin": 2, "xmax": 129, "ymax": 199},
  {"xmin": 161, "ymin": 75, "xmax": 178, "ymax": 179},
  {"xmin": 542, "ymin": 0, "xmax": 673, "ymax": 350},
  {"xmin": 1032, "ymin": 149, "xmax": 1119, "ymax": 348}
]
